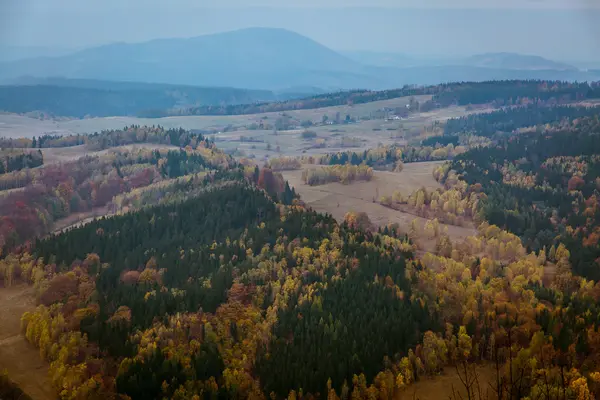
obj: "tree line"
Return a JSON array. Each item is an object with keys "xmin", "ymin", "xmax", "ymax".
[
  {"xmin": 444, "ymin": 104, "xmax": 600, "ymax": 137},
  {"xmin": 0, "ymin": 125, "xmax": 211, "ymax": 150},
  {"xmin": 433, "ymin": 80, "xmax": 600, "ymax": 108}
]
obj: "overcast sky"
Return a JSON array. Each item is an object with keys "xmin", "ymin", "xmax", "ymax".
[{"xmin": 1, "ymin": 0, "xmax": 600, "ymax": 61}]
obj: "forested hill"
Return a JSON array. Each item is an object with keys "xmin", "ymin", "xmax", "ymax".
[
  {"xmin": 1, "ymin": 79, "xmax": 598, "ymax": 118},
  {"xmin": 138, "ymin": 80, "xmax": 600, "ymax": 117},
  {"xmin": 0, "ymin": 81, "xmax": 287, "ymax": 118},
  {"xmin": 4, "ymin": 100, "xmax": 600, "ymax": 399},
  {"xmin": 11, "ymin": 175, "xmax": 430, "ymax": 399},
  {"xmin": 444, "ymin": 103, "xmax": 600, "ymax": 136},
  {"xmin": 449, "ymin": 115, "xmax": 600, "ymax": 279}
]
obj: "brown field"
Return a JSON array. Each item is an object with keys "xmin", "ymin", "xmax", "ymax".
[
  {"xmin": 282, "ymin": 162, "xmax": 476, "ymax": 251},
  {"xmin": 399, "ymin": 364, "xmax": 497, "ymax": 400},
  {"xmin": 0, "ymin": 285, "xmax": 55, "ymax": 400}
]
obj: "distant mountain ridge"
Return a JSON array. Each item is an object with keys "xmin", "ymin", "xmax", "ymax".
[
  {"xmin": 0, "ymin": 28, "xmax": 375, "ymax": 90},
  {"xmin": 342, "ymin": 50, "xmax": 578, "ymax": 71},
  {"xmin": 463, "ymin": 53, "xmax": 576, "ymax": 71},
  {"xmin": 0, "ymin": 45, "xmax": 76, "ymax": 62},
  {"xmin": 0, "ymin": 28, "xmax": 598, "ymax": 91}
]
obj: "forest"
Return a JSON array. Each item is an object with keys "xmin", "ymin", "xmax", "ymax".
[
  {"xmin": 0, "ymin": 149, "xmax": 43, "ymax": 173},
  {"xmin": 444, "ymin": 104, "xmax": 600, "ymax": 137},
  {"xmin": 0, "ymin": 126, "xmax": 208, "ymax": 150},
  {"xmin": 0, "ymin": 82, "xmax": 281, "ymax": 118},
  {"xmin": 433, "ymin": 80, "xmax": 600, "ymax": 108},
  {"xmin": 448, "ymin": 115, "xmax": 600, "ymax": 280},
  {"xmin": 140, "ymin": 80, "xmax": 600, "ymax": 117},
  {"xmin": 3, "ymin": 81, "xmax": 600, "ymax": 400},
  {"xmin": 3, "ymin": 79, "xmax": 597, "ymax": 119},
  {"xmin": 0, "ymin": 138, "xmax": 233, "ymax": 249}
]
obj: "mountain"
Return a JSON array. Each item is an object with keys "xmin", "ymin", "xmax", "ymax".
[
  {"xmin": 0, "ymin": 29, "xmax": 598, "ymax": 92},
  {"xmin": 342, "ymin": 51, "xmax": 578, "ymax": 71},
  {"xmin": 462, "ymin": 53, "xmax": 576, "ymax": 71},
  {"xmin": 365, "ymin": 65, "xmax": 596, "ymax": 86},
  {"xmin": 0, "ymin": 28, "xmax": 379, "ymax": 90}
]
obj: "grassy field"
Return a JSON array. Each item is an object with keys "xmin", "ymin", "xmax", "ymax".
[
  {"xmin": 0, "ymin": 94, "xmax": 485, "ymax": 166},
  {"xmin": 217, "ymin": 105, "xmax": 480, "ymax": 161},
  {"xmin": 0, "ymin": 285, "xmax": 55, "ymax": 400},
  {"xmin": 282, "ymin": 162, "xmax": 476, "ymax": 252},
  {"xmin": 0, "ymin": 95, "xmax": 431, "ymax": 138}
]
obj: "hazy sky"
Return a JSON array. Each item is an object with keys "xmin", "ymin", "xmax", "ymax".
[{"xmin": 1, "ymin": 0, "xmax": 600, "ymax": 61}]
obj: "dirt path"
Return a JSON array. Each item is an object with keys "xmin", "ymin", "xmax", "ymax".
[
  {"xmin": 0, "ymin": 285, "xmax": 55, "ymax": 400},
  {"xmin": 50, "ymin": 205, "xmax": 113, "ymax": 235}
]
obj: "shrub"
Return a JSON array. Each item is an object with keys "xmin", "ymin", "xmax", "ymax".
[{"xmin": 301, "ymin": 130, "xmax": 318, "ymax": 139}]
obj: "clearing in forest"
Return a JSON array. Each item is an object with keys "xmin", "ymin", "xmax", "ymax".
[
  {"xmin": 0, "ymin": 285, "xmax": 55, "ymax": 400},
  {"xmin": 399, "ymin": 364, "xmax": 496, "ymax": 400},
  {"xmin": 282, "ymin": 162, "xmax": 476, "ymax": 251}
]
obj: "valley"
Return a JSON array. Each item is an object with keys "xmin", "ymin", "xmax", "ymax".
[
  {"xmin": 2, "ymin": 1, "xmax": 600, "ymax": 397},
  {"xmin": 0, "ymin": 80, "xmax": 600, "ymax": 400}
]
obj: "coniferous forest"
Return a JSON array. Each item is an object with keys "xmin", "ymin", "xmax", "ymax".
[{"xmin": 3, "ymin": 80, "xmax": 600, "ymax": 400}]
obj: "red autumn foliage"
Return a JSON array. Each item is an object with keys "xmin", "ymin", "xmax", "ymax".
[
  {"xmin": 40, "ymin": 274, "xmax": 79, "ymax": 306},
  {"xmin": 121, "ymin": 270, "xmax": 141, "ymax": 285},
  {"xmin": 568, "ymin": 175, "xmax": 585, "ymax": 191},
  {"xmin": 257, "ymin": 168, "xmax": 285, "ymax": 196},
  {"xmin": 227, "ymin": 283, "xmax": 256, "ymax": 305}
]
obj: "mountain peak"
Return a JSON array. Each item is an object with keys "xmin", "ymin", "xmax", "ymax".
[{"xmin": 0, "ymin": 28, "xmax": 364, "ymax": 90}]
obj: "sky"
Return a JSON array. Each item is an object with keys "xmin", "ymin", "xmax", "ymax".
[{"xmin": 1, "ymin": 0, "xmax": 600, "ymax": 61}]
